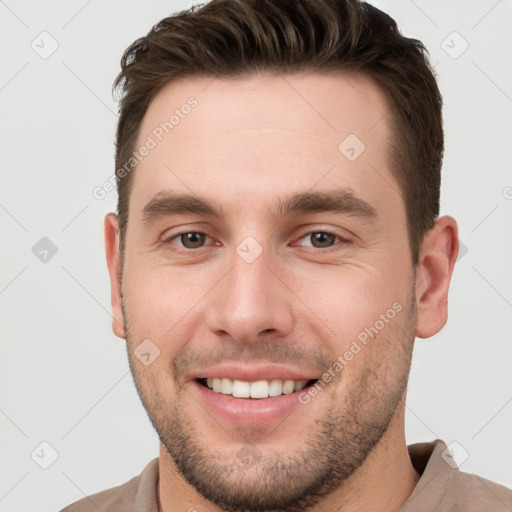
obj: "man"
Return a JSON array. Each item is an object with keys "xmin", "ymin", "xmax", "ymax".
[{"xmin": 62, "ymin": 0, "xmax": 512, "ymax": 510}]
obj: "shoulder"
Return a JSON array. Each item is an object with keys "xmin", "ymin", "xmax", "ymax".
[
  {"xmin": 59, "ymin": 458, "xmax": 159, "ymax": 512},
  {"xmin": 404, "ymin": 440, "xmax": 512, "ymax": 511},
  {"xmin": 446, "ymin": 470, "xmax": 512, "ymax": 510},
  {"xmin": 60, "ymin": 479, "xmax": 138, "ymax": 512}
]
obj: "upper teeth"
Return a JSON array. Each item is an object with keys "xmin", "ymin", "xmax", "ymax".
[{"xmin": 206, "ymin": 378, "xmax": 310, "ymax": 399}]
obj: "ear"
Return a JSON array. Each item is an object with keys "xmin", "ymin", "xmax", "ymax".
[
  {"xmin": 104, "ymin": 213, "xmax": 126, "ymax": 339},
  {"xmin": 415, "ymin": 216, "xmax": 459, "ymax": 339}
]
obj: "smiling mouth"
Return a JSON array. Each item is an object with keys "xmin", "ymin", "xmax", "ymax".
[{"xmin": 197, "ymin": 377, "xmax": 319, "ymax": 399}]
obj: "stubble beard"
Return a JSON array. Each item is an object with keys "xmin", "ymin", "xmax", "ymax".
[{"xmin": 123, "ymin": 294, "xmax": 417, "ymax": 512}]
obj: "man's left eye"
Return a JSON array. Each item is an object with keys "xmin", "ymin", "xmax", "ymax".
[{"xmin": 296, "ymin": 231, "xmax": 344, "ymax": 248}]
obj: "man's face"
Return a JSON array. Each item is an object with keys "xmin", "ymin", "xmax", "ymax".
[{"xmin": 117, "ymin": 72, "xmax": 418, "ymax": 510}]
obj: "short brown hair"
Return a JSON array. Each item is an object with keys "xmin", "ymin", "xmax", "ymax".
[{"xmin": 113, "ymin": 0, "xmax": 443, "ymax": 266}]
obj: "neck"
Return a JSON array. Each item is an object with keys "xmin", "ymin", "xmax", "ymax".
[
  {"xmin": 157, "ymin": 398, "xmax": 420, "ymax": 512},
  {"xmin": 309, "ymin": 398, "xmax": 421, "ymax": 512}
]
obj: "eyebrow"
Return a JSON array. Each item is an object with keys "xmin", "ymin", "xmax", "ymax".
[{"xmin": 141, "ymin": 188, "xmax": 377, "ymax": 225}]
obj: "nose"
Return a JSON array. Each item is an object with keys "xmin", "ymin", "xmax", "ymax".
[{"xmin": 205, "ymin": 243, "xmax": 295, "ymax": 345}]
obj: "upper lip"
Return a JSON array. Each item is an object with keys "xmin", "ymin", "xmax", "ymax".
[{"xmin": 190, "ymin": 363, "xmax": 320, "ymax": 382}]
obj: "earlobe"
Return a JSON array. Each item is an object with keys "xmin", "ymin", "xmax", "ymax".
[
  {"xmin": 104, "ymin": 213, "xmax": 126, "ymax": 339},
  {"xmin": 415, "ymin": 216, "xmax": 459, "ymax": 339}
]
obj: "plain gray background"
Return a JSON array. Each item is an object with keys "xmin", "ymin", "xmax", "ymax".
[{"xmin": 1, "ymin": 1, "xmax": 511, "ymax": 510}]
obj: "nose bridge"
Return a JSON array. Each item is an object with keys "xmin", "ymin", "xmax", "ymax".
[{"xmin": 205, "ymin": 240, "xmax": 294, "ymax": 343}]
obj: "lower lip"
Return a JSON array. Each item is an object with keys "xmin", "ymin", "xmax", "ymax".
[{"xmin": 189, "ymin": 380, "xmax": 313, "ymax": 426}]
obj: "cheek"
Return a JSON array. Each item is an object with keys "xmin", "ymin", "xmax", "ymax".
[
  {"xmin": 122, "ymin": 263, "xmax": 214, "ymax": 354},
  {"xmin": 289, "ymin": 261, "xmax": 413, "ymax": 389},
  {"xmin": 292, "ymin": 262, "xmax": 408, "ymax": 338}
]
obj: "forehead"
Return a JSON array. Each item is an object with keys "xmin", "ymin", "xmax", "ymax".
[{"xmin": 129, "ymin": 71, "xmax": 401, "ymax": 221}]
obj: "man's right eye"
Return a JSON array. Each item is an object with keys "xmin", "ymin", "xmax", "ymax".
[{"xmin": 164, "ymin": 231, "xmax": 213, "ymax": 249}]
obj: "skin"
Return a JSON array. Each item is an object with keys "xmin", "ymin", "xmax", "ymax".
[{"xmin": 105, "ymin": 72, "xmax": 458, "ymax": 512}]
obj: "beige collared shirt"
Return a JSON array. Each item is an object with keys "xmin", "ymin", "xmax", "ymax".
[{"xmin": 60, "ymin": 439, "xmax": 512, "ymax": 511}]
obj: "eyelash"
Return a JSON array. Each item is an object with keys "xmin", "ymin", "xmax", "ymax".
[{"xmin": 161, "ymin": 229, "xmax": 350, "ymax": 251}]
